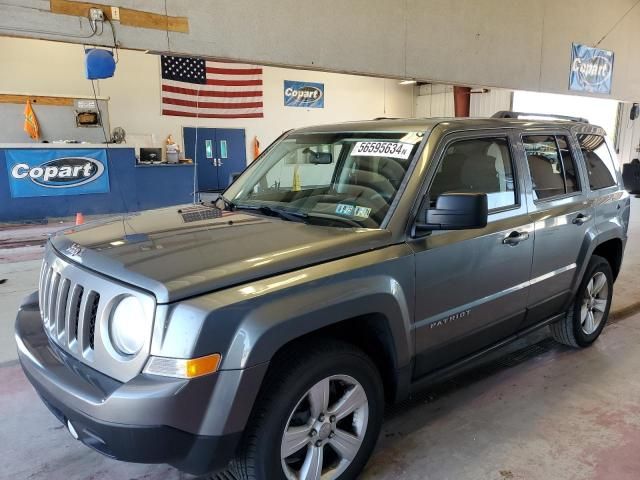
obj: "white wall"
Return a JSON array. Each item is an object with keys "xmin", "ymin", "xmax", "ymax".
[
  {"xmin": 614, "ymin": 102, "xmax": 640, "ymax": 164},
  {"xmin": 415, "ymin": 85, "xmax": 512, "ymax": 118},
  {"xmin": 414, "ymin": 84, "xmax": 454, "ymax": 118},
  {"xmin": 0, "ymin": 37, "xmax": 415, "ymax": 164},
  {"xmin": 470, "ymin": 89, "xmax": 512, "ymax": 117},
  {"xmin": 4, "ymin": 0, "xmax": 640, "ymax": 101},
  {"xmin": 512, "ymin": 91, "xmax": 619, "ymax": 138}
]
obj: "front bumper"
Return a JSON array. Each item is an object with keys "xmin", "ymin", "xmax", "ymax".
[{"xmin": 15, "ymin": 293, "xmax": 268, "ymax": 475}]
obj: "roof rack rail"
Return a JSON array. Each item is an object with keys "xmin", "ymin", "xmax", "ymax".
[{"xmin": 492, "ymin": 111, "xmax": 589, "ymax": 124}]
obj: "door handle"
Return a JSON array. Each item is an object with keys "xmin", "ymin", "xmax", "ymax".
[
  {"xmin": 218, "ymin": 159, "xmax": 224, "ymax": 166},
  {"xmin": 212, "ymin": 159, "xmax": 219, "ymax": 167},
  {"xmin": 572, "ymin": 213, "xmax": 592, "ymax": 225},
  {"xmin": 502, "ymin": 231, "xmax": 530, "ymax": 246}
]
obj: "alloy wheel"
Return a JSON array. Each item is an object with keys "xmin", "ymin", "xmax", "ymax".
[
  {"xmin": 580, "ymin": 271, "xmax": 609, "ymax": 335},
  {"xmin": 280, "ymin": 374, "xmax": 369, "ymax": 480}
]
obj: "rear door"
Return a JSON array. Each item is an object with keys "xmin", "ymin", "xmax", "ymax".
[
  {"xmin": 577, "ymin": 133, "xmax": 626, "ymax": 237},
  {"xmin": 411, "ymin": 130, "xmax": 534, "ymax": 377},
  {"xmin": 519, "ymin": 130, "xmax": 596, "ymax": 326}
]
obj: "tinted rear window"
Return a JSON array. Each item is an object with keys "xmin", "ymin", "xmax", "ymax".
[
  {"xmin": 578, "ymin": 134, "xmax": 617, "ymax": 190},
  {"xmin": 523, "ymin": 135, "xmax": 568, "ymax": 200}
]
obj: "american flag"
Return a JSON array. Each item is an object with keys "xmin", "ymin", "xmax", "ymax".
[{"xmin": 160, "ymin": 55, "xmax": 263, "ymax": 118}]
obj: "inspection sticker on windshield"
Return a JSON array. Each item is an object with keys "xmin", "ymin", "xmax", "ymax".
[
  {"xmin": 336, "ymin": 203, "xmax": 371, "ymax": 218},
  {"xmin": 351, "ymin": 141, "xmax": 413, "ymax": 159}
]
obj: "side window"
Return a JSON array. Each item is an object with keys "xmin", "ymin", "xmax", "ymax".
[
  {"xmin": 578, "ymin": 134, "xmax": 617, "ymax": 190},
  {"xmin": 523, "ymin": 135, "xmax": 581, "ymax": 201},
  {"xmin": 556, "ymin": 136, "xmax": 580, "ymax": 193},
  {"xmin": 429, "ymin": 137, "xmax": 516, "ymax": 210}
]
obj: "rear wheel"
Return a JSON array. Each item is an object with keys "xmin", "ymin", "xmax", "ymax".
[
  {"xmin": 550, "ymin": 255, "xmax": 613, "ymax": 347},
  {"xmin": 231, "ymin": 341, "xmax": 384, "ymax": 480}
]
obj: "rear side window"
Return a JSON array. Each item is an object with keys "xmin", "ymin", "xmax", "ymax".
[
  {"xmin": 430, "ymin": 137, "xmax": 516, "ymax": 210},
  {"xmin": 523, "ymin": 135, "xmax": 581, "ymax": 201},
  {"xmin": 578, "ymin": 134, "xmax": 617, "ymax": 190},
  {"xmin": 556, "ymin": 136, "xmax": 580, "ymax": 194}
]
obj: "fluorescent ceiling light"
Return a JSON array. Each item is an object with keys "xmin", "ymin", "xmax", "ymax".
[{"xmin": 399, "ymin": 80, "xmax": 417, "ymax": 85}]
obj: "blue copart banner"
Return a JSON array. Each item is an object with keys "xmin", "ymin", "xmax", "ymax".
[
  {"xmin": 569, "ymin": 43, "xmax": 614, "ymax": 94},
  {"xmin": 5, "ymin": 149, "xmax": 110, "ymax": 198},
  {"xmin": 284, "ymin": 80, "xmax": 324, "ymax": 108}
]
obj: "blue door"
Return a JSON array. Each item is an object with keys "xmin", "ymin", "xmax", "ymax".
[
  {"xmin": 183, "ymin": 127, "xmax": 218, "ymax": 192},
  {"xmin": 215, "ymin": 128, "xmax": 246, "ymax": 189},
  {"xmin": 183, "ymin": 127, "xmax": 246, "ymax": 192}
]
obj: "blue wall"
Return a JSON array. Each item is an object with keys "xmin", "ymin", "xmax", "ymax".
[{"xmin": 0, "ymin": 147, "xmax": 194, "ymax": 221}]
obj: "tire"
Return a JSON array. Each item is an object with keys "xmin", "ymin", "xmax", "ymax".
[
  {"xmin": 229, "ymin": 340, "xmax": 384, "ymax": 480},
  {"xmin": 550, "ymin": 255, "xmax": 613, "ymax": 348}
]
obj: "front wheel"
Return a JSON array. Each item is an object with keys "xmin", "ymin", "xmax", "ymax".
[
  {"xmin": 231, "ymin": 341, "xmax": 384, "ymax": 480},
  {"xmin": 550, "ymin": 255, "xmax": 613, "ymax": 348}
]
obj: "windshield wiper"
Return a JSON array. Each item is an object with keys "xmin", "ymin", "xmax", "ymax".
[
  {"xmin": 233, "ymin": 204, "xmax": 363, "ymax": 227},
  {"xmin": 215, "ymin": 194, "xmax": 236, "ymax": 211},
  {"xmin": 257, "ymin": 205, "xmax": 310, "ymax": 222},
  {"xmin": 235, "ymin": 204, "xmax": 309, "ymax": 223}
]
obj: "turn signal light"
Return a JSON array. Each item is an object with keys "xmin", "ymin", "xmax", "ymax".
[
  {"xmin": 186, "ymin": 354, "xmax": 221, "ymax": 378},
  {"xmin": 144, "ymin": 353, "xmax": 221, "ymax": 379}
]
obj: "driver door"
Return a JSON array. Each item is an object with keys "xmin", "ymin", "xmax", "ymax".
[{"xmin": 410, "ymin": 131, "xmax": 534, "ymax": 378}]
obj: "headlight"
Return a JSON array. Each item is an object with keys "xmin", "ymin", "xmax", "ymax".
[{"xmin": 109, "ymin": 296, "xmax": 151, "ymax": 356}]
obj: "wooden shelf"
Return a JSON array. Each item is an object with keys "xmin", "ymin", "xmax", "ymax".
[{"xmin": 0, "ymin": 94, "xmax": 74, "ymax": 106}]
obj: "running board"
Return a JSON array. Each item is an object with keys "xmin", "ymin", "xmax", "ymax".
[{"xmin": 409, "ymin": 313, "xmax": 564, "ymax": 393}]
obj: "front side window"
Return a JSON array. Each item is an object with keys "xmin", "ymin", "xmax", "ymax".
[
  {"xmin": 226, "ymin": 131, "xmax": 424, "ymax": 228},
  {"xmin": 523, "ymin": 135, "xmax": 581, "ymax": 200},
  {"xmin": 429, "ymin": 137, "xmax": 516, "ymax": 210},
  {"xmin": 578, "ymin": 134, "xmax": 617, "ymax": 190}
]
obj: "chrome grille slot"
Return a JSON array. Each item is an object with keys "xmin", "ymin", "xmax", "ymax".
[
  {"xmin": 38, "ymin": 261, "xmax": 48, "ymax": 314},
  {"xmin": 55, "ymin": 278, "xmax": 71, "ymax": 337},
  {"xmin": 37, "ymin": 247, "xmax": 156, "ymax": 383},
  {"xmin": 47, "ymin": 272, "xmax": 60, "ymax": 331},
  {"xmin": 88, "ymin": 293, "xmax": 100, "ymax": 350},
  {"xmin": 41, "ymin": 266, "xmax": 53, "ymax": 322},
  {"xmin": 72, "ymin": 286, "xmax": 84, "ymax": 343}
]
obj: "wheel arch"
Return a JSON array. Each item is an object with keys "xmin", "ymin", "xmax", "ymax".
[
  {"xmin": 573, "ymin": 231, "xmax": 625, "ymax": 297},
  {"xmin": 221, "ymin": 274, "xmax": 415, "ymax": 405},
  {"xmin": 592, "ymin": 238, "xmax": 623, "ymax": 280},
  {"xmin": 266, "ymin": 312, "xmax": 406, "ymax": 404}
]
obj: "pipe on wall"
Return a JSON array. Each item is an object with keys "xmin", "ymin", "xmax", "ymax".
[{"xmin": 453, "ymin": 86, "xmax": 471, "ymax": 117}]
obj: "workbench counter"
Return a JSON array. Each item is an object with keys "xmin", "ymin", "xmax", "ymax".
[{"xmin": 1, "ymin": 146, "xmax": 194, "ymax": 222}]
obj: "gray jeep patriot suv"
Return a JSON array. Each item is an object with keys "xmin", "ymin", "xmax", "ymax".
[{"xmin": 16, "ymin": 112, "xmax": 630, "ymax": 480}]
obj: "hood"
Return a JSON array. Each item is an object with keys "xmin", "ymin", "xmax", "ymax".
[{"xmin": 50, "ymin": 205, "xmax": 392, "ymax": 303}]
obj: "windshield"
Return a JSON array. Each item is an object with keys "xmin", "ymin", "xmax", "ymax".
[{"xmin": 225, "ymin": 131, "xmax": 424, "ymax": 228}]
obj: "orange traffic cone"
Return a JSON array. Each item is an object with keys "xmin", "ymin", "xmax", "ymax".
[{"xmin": 75, "ymin": 212, "xmax": 84, "ymax": 226}]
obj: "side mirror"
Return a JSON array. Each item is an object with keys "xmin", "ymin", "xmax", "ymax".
[
  {"xmin": 631, "ymin": 103, "xmax": 640, "ymax": 121},
  {"xmin": 415, "ymin": 193, "xmax": 488, "ymax": 233}
]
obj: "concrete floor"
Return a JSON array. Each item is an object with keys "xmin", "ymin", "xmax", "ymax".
[
  {"xmin": 2, "ymin": 315, "xmax": 640, "ymax": 480},
  {"xmin": 0, "ymin": 197, "xmax": 638, "ymax": 480}
]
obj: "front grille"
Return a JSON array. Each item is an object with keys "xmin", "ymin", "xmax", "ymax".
[
  {"xmin": 37, "ymin": 246, "xmax": 157, "ymax": 383},
  {"xmin": 39, "ymin": 261, "xmax": 100, "ymax": 353}
]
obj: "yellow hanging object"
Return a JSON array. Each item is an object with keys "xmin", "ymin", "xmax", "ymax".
[
  {"xmin": 292, "ymin": 164, "xmax": 301, "ymax": 192},
  {"xmin": 24, "ymin": 99, "xmax": 40, "ymax": 141}
]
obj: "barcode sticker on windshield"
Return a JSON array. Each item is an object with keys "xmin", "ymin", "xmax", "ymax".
[{"xmin": 351, "ymin": 141, "xmax": 413, "ymax": 159}]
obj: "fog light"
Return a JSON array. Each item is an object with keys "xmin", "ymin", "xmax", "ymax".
[{"xmin": 143, "ymin": 353, "xmax": 221, "ymax": 379}]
